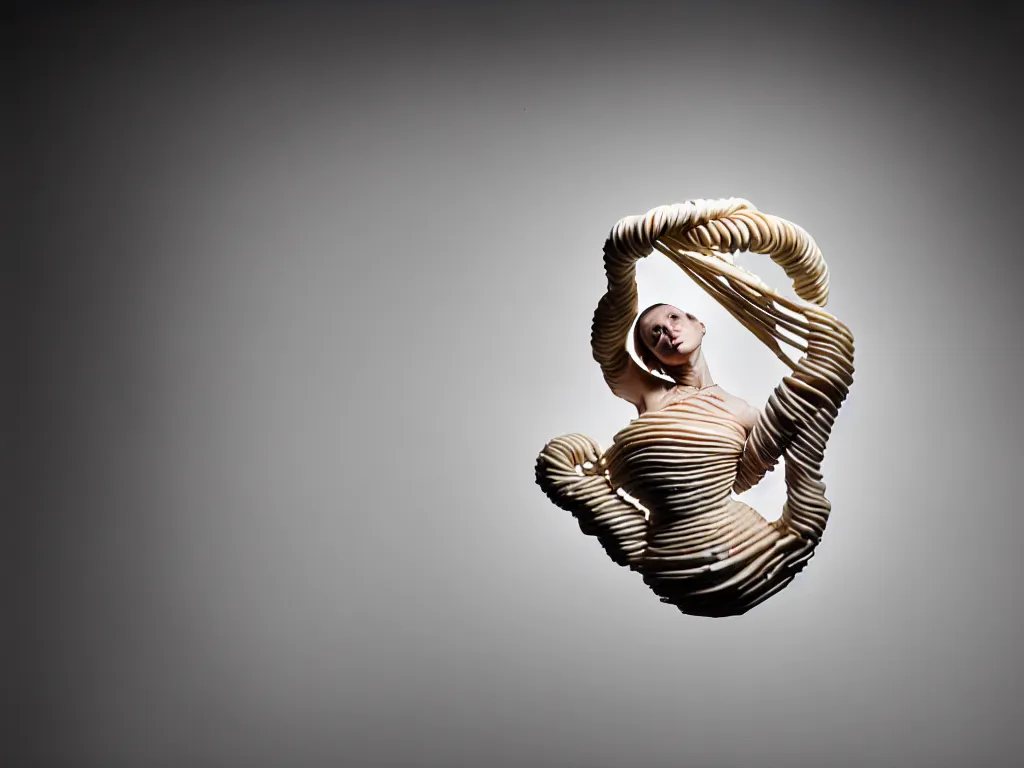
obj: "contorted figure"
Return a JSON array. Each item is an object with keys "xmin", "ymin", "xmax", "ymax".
[{"xmin": 536, "ymin": 198, "xmax": 854, "ymax": 617}]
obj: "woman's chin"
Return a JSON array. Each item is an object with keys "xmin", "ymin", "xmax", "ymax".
[{"xmin": 661, "ymin": 350, "xmax": 695, "ymax": 367}]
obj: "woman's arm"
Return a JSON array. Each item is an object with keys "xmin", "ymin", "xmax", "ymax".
[
  {"xmin": 591, "ymin": 238, "xmax": 666, "ymax": 409},
  {"xmin": 733, "ymin": 312, "xmax": 855, "ymax": 544}
]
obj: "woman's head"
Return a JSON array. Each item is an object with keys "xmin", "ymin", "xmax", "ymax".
[{"xmin": 633, "ymin": 303, "xmax": 706, "ymax": 373}]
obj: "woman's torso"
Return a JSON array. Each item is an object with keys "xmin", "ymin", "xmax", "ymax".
[{"xmin": 603, "ymin": 389, "xmax": 750, "ymax": 521}]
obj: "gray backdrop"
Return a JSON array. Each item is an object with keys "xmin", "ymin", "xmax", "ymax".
[{"xmin": 12, "ymin": 2, "xmax": 1023, "ymax": 766}]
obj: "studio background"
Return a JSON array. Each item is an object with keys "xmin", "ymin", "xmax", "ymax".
[{"xmin": 11, "ymin": 3, "xmax": 1023, "ymax": 766}]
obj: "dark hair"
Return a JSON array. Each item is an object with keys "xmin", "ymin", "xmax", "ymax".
[{"xmin": 632, "ymin": 303, "xmax": 669, "ymax": 374}]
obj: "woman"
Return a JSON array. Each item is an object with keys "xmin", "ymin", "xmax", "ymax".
[
  {"xmin": 627, "ymin": 302, "xmax": 758, "ymax": 428},
  {"xmin": 536, "ymin": 198, "xmax": 854, "ymax": 617}
]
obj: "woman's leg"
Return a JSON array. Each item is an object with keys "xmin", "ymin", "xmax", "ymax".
[{"xmin": 536, "ymin": 434, "xmax": 648, "ymax": 569}]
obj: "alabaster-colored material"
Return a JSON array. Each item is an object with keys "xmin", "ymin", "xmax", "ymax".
[{"xmin": 536, "ymin": 198, "xmax": 855, "ymax": 617}]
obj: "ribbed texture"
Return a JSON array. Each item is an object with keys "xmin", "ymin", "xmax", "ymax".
[{"xmin": 536, "ymin": 198, "xmax": 855, "ymax": 617}]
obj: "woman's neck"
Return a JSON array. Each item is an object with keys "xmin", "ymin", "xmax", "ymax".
[{"xmin": 663, "ymin": 348, "xmax": 715, "ymax": 389}]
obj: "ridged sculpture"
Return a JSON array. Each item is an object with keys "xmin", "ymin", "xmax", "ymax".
[{"xmin": 536, "ymin": 198, "xmax": 855, "ymax": 617}]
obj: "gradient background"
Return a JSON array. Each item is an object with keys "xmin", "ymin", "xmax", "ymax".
[{"xmin": 10, "ymin": 2, "xmax": 1023, "ymax": 766}]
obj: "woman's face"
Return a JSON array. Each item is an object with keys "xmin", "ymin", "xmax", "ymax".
[{"xmin": 637, "ymin": 305, "xmax": 705, "ymax": 367}]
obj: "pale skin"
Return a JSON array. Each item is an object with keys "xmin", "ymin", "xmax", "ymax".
[{"xmin": 610, "ymin": 304, "xmax": 760, "ymax": 433}]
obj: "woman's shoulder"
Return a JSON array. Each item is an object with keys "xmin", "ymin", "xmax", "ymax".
[
  {"xmin": 708, "ymin": 386, "xmax": 759, "ymax": 432},
  {"xmin": 636, "ymin": 380, "xmax": 681, "ymax": 415}
]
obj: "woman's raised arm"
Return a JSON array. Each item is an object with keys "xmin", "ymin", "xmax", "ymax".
[
  {"xmin": 733, "ymin": 309, "xmax": 855, "ymax": 542},
  {"xmin": 590, "ymin": 237, "xmax": 663, "ymax": 407}
]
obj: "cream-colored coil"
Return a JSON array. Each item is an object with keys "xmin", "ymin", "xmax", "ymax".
[
  {"xmin": 535, "ymin": 198, "xmax": 855, "ymax": 617},
  {"xmin": 534, "ymin": 433, "xmax": 648, "ymax": 568}
]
